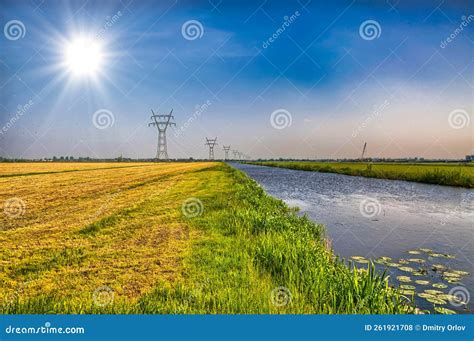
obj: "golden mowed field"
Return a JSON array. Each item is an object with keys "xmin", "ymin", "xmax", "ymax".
[{"xmin": 0, "ymin": 162, "xmax": 218, "ymax": 311}]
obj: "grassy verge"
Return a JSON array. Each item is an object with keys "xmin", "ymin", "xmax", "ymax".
[
  {"xmin": 1, "ymin": 163, "xmax": 408, "ymax": 314},
  {"xmin": 246, "ymin": 161, "xmax": 474, "ymax": 188}
]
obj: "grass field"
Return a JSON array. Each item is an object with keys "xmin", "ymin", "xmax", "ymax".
[
  {"xmin": 247, "ymin": 161, "xmax": 474, "ymax": 188},
  {"xmin": 0, "ymin": 162, "xmax": 408, "ymax": 314}
]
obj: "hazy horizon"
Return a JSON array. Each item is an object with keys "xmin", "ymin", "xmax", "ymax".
[{"xmin": 1, "ymin": 0, "xmax": 472, "ymax": 160}]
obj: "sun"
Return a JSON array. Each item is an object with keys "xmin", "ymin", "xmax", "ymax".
[{"xmin": 63, "ymin": 37, "xmax": 104, "ymax": 77}]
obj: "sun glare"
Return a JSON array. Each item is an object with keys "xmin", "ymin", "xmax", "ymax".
[{"xmin": 63, "ymin": 37, "xmax": 104, "ymax": 77}]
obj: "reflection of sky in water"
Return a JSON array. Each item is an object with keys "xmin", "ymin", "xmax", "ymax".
[{"xmin": 233, "ymin": 163, "xmax": 474, "ymax": 313}]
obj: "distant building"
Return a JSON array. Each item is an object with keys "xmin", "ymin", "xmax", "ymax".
[{"xmin": 466, "ymin": 155, "xmax": 474, "ymax": 162}]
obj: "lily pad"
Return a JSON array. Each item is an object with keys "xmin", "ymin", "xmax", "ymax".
[
  {"xmin": 434, "ymin": 307, "xmax": 456, "ymax": 314},
  {"xmin": 430, "ymin": 253, "xmax": 455, "ymax": 259},
  {"xmin": 420, "ymin": 248, "xmax": 433, "ymax": 253},
  {"xmin": 417, "ymin": 293, "xmax": 435, "ymax": 299},
  {"xmin": 399, "ymin": 266, "xmax": 415, "ymax": 272},
  {"xmin": 415, "ymin": 280, "xmax": 430, "ymax": 285},
  {"xmin": 408, "ymin": 258, "xmax": 425, "ymax": 263},
  {"xmin": 452, "ymin": 270, "xmax": 469, "ymax": 276},
  {"xmin": 399, "ymin": 259, "xmax": 410, "ymax": 265},
  {"xmin": 387, "ymin": 262, "xmax": 401, "ymax": 268},
  {"xmin": 408, "ymin": 250, "xmax": 421, "ymax": 255},
  {"xmin": 424, "ymin": 289, "xmax": 444, "ymax": 295},
  {"xmin": 400, "ymin": 289, "xmax": 415, "ymax": 295},
  {"xmin": 442, "ymin": 272, "xmax": 462, "ymax": 282},
  {"xmin": 432, "ymin": 283, "xmax": 448, "ymax": 289},
  {"xmin": 413, "ymin": 269, "xmax": 427, "ymax": 276},
  {"xmin": 377, "ymin": 256, "xmax": 391, "ymax": 262},
  {"xmin": 397, "ymin": 276, "xmax": 411, "ymax": 283},
  {"xmin": 351, "ymin": 256, "xmax": 369, "ymax": 264},
  {"xmin": 432, "ymin": 264, "xmax": 447, "ymax": 272},
  {"xmin": 437, "ymin": 294, "xmax": 465, "ymax": 304},
  {"xmin": 425, "ymin": 297, "xmax": 447, "ymax": 305},
  {"xmin": 400, "ymin": 284, "xmax": 416, "ymax": 290},
  {"xmin": 375, "ymin": 257, "xmax": 391, "ymax": 265},
  {"xmin": 443, "ymin": 272, "xmax": 460, "ymax": 277}
]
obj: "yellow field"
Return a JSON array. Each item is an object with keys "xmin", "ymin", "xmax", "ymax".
[
  {"xmin": 0, "ymin": 162, "xmax": 215, "ymax": 306},
  {"xmin": 0, "ymin": 162, "xmax": 153, "ymax": 176}
]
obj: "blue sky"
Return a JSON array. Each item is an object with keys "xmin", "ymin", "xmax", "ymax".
[{"xmin": 0, "ymin": 0, "xmax": 472, "ymax": 159}]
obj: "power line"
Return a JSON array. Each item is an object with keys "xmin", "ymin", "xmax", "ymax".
[
  {"xmin": 148, "ymin": 109, "xmax": 176, "ymax": 160},
  {"xmin": 205, "ymin": 137, "xmax": 218, "ymax": 160},
  {"xmin": 223, "ymin": 145, "xmax": 231, "ymax": 160}
]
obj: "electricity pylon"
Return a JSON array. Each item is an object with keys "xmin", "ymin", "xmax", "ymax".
[
  {"xmin": 223, "ymin": 146, "xmax": 231, "ymax": 160},
  {"xmin": 232, "ymin": 150, "xmax": 239, "ymax": 160},
  {"xmin": 148, "ymin": 109, "xmax": 176, "ymax": 160},
  {"xmin": 205, "ymin": 137, "xmax": 218, "ymax": 160}
]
